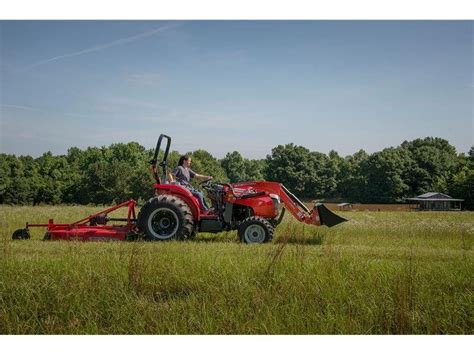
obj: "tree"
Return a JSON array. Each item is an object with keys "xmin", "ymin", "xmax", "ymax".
[
  {"xmin": 1, "ymin": 155, "xmax": 38, "ymax": 204},
  {"xmin": 362, "ymin": 148, "xmax": 411, "ymax": 203},
  {"xmin": 245, "ymin": 159, "xmax": 266, "ymax": 182},
  {"xmin": 0, "ymin": 138, "xmax": 472, "ymax": 210},
  {"xmin": 449, "ymin": 167, "xmax": 474, "ymax": 210},
  {"xmin": 333, "ymin": 150, "xmax": 369, "ymax": 202},
  {"xmin": 221, "ymin": 151, "xmax": 246, "ymax": 183},
  {"xmin": 448, "ymin": 146, "xmax": 474, "ymax": 209},
  {"xmin": 401, "ymin": 137, "xmax": 458, "ymax": 195},
  {"xmin": 35, "ymin": 152, "xmax": 69, "ymax": 204},
  {"xmin": 221, "ymin": 151, "xmax": 267, "ymax": 183},
  {"xmin": 0, "ymin": 154, "xmax": 12, "ymax": 204},
  {"xmin": 265, "ymin": 144, "xmax": 335, "ymax": 199}
]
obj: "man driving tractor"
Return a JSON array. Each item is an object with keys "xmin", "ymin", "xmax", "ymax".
[{"xmin": 172, "ymin": 155, "xmax": 213, "ymax": 211}]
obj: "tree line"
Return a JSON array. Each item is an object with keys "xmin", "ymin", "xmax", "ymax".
[{"xmin": 1, "ymin": 137, "xmax": 472, "ymax": 209}]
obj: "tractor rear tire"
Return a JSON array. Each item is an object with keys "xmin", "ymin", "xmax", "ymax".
[
  {"xmin": 138, "ymin": 195, "xmax": 195, "ymax": 241},
  {"xmin": 238, "ymin": 217, "xmax": 274, "ymax": 244}
]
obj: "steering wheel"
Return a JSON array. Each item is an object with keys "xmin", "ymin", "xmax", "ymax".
[{"xmin": 199, "ymin": 178, "xmax": 214, "ymax": 188}]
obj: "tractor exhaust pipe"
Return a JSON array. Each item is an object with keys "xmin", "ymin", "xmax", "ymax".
[{"xmin": 314, "ymin": 203, "xmax": 347, "ymax": 227}]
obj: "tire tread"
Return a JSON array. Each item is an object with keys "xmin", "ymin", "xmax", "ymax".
[
  {"xmin": 138, "ymin": 195, "xmax": 195, "ymax": 241},
  {"xmin": 238, "ymin": 216, "xmax": 274, "ymax": 244}
]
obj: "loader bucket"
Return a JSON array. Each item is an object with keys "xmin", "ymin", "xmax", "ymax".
[{"xmin": 315, "ymin": 203, "xmax": 347, "ymax": 227}]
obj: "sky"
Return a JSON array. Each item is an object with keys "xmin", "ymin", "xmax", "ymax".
[{"xmin": 0, "ymin": 20, "xmax": 472, "ymax": 159}]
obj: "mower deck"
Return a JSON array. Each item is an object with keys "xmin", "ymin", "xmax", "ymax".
[{"xmin": 13, "ymin": 199, "xmax": 138, "ymax": 242}]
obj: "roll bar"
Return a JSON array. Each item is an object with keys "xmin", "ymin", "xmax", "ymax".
[{"xmin": 151, "ymin": 134, "xmax": 171, "ymax": 184}]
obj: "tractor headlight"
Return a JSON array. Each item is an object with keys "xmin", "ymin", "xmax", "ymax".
[{"xmin": 269, "ymin": 193, "xmax": 281, "ymax": 212}]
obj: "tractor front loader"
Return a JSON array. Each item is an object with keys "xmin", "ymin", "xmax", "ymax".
[{"xmin": 12, "ymin": 134, "xmax": 346, "ymax": 244}]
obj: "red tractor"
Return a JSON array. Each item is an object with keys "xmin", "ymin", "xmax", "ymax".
[{"xmin": 12, "ymin": 134, "xmax": 346, "ymax": 244}]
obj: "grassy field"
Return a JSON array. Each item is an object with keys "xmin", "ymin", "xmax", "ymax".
[{"xmin": 0, "ymin": 205, "xmax": 473, "ymax": 334}]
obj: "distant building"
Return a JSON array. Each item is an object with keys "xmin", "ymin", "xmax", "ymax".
[
  {"xmin": 337, "ymin": 202, "xmax": 353, "ymax": 211},
  {"xmin": 406, "ymin": 192, "xmax": 463, "ymax": 211}
]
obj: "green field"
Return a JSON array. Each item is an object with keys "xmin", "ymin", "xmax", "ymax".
[{"xmin": 0, "ymin": 205, "xmax": 473, "ymax": 334}]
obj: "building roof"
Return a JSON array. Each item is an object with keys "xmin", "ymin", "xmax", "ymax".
[
  {"xmin": 406, "ymin": 198, "xmax": 464, "ymax": 202},
  {"xmin": 406, "ymin": 192, "xmax": 464, "ymax": 202},
  {"xmin": 417, "ymin": 192, "xmax": 451, "ymax": 199}
]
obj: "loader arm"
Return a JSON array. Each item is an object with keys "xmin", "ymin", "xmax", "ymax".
[
  {"xmin": 279, "ymin": 184, "xmax": 315, "ymax": 224},
  {"xmin": 278, "ymin": 184, "xmax": 347, "ymax": 227}
]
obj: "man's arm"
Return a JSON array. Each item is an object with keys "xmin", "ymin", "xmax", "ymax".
[{"xmin": 194, "ymin": 173, "xmax": 213, "ymax": 180}]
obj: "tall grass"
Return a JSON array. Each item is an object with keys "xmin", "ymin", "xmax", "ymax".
[{"xmin": 0, "ymin": 205, "xmax": 472, "ymax": 334}]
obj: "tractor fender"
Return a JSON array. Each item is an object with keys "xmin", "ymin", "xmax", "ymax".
[{"xmin": 153, "ymin": 183, "xmax": 201, "ymax": 221}]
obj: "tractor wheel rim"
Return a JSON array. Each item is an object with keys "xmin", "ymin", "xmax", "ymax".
[
  {"xmin": 244, "ymin": 224, "xmax": 266, "ymax": 243},
  {"xmin": 148, "ymin": 208, "xmax": 179, "ymax": 239}
]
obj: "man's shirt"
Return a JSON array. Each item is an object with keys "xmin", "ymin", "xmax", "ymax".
[{"xmin": 172, "ymin": 165, "xmax": 196, "ymax": 186}]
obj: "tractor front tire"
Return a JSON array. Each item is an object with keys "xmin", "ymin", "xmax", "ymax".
[
  {"xmin": 238, "ymin": 217, "xmax": 274, "ymax": 244},
  {"xmin": 138, "ymin": 195, "xmax": 195, "ymax": 241}
]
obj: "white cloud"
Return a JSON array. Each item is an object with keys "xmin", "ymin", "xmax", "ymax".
[
  {"xmin": 23, "ymin": 22, "xmax": 183, "ymax": 70},
  {"xmin": 1, "ymin": 104, "xmax": 45, "ymax": 113}
]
